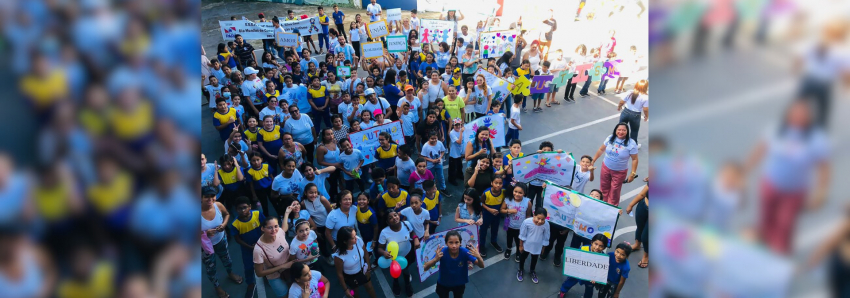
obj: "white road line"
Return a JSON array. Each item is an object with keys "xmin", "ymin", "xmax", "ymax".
[
  {"xmin": 612, "ymin": 226, "xmax": 637, "ymax": 240},
  {"xmin": 373, "ymin": 267, "xmax": 395, "ymax": 298},
  {"xmin": 523, "ymin": 114, "xmax": 621, "ymax": 146},
  {"xmin": 410, "ymin": 253, "xmax": 506, "ymax": 298}
]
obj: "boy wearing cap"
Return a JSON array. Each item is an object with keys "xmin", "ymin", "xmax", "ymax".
[
  {"xmin": 359, "ymin": 88, "xmax": 391, "ymax": 117},
  {"xmin": 399, "ymin": 84, "xmax": 421, "ymax": 124}
]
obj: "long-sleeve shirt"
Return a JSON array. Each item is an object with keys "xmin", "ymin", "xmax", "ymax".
[{"xmin": 519, "ymin": 218, "xmax": 550, "ymax": 255}]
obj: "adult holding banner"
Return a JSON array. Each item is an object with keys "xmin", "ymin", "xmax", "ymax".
[
  {"xmin": 421, "ymin": 230, "xmax": 485, "ymax": 298},
  {"xmin": 590, "ymin": 123, "xmax": 638, "ymax": 206}
]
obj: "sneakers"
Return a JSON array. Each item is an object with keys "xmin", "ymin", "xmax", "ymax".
[
  {"xmin": 559, "ymin": 292, "xmax": 566, "ymax": 298},
  {"xmin": 405, "ymin": 284, "xmax": 413, "ymax": 297},
  {"xmin": 515, "ymin": 253, "xmax": 520, "ymax": 263},
  {"xmin": 554, "ymin": 258, "xmax": 562, "ymax": 267},
  {"xmin": 504, "ymin": 248, "xmax": 512, "ymax": 260},
  {"xmin": 533, "ymin": 107, "xmax": 543, "ymax": 113},
  {"xmin": 540, "ymin": 253, "xmax": 548, "ymax": 261},
  {"xmin": 531, "ymin": 271, "xmax": 539, "ymax": 284},
  {"xmin": 638, "ymin": 143, "xmax": 643, "ymax": 149},
  {"xmin": 580, "ymin": 94, "xmax": 589, "ymax": 98},
  {"xmin": 522, "ymin": 108, "xmax": 528, "ymax": 113},
  {"xmin": 480, "ymin": 248, "xmax": 487, "ymax": 258},
  {"xmin": 491, "ymin": 242, "xmax": 504, "ymax": 253},
  {"xmin": 393, "ymin": 280, "xmax": 401, "ymax": 296},
  {"xmin": 516, "ymin": 270, "xmax": 524, "ymax": 282}
]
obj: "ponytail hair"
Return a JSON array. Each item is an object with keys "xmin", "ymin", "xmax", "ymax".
[{"xmin": 630, "ymin": 80, "xmax": 648, "ymax": 105}]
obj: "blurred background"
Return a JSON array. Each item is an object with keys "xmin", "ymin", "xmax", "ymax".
[
  {"xmin": 0, "ymin": 0, "xmax": 201, "ymax": 297},
  {"xmin": 648, "ymin": 0, "xmax": 849, "ymax": 298}
]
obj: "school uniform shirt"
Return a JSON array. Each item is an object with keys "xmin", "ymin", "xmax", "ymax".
[
  {"xmin": 518, "ymin": 217, "xmax": 550, "ymax": 255},
  {"xmin": 396, "ymin": 157, "xmax": 416, "ymax": 186},
  {"xmin": 205, "ymin": 84, "xmax": 223, "ymax": 108},
  {"xmin": 442, "ymin": 96, "xmax": 465, "ymax": 120},
  {"xmin": 505, "ymin": 197, "xmax": 530, "ymax": 229},
  {"xmin": 421, "ymin": 141, "xmax": 446, "ymax": 168},
  {"xmin": 378, "ymin": 221, "xmax": 414, "ymax": 257},
  {"xmin": 333, "ymin": 237, "xmax": 368, "ymax": 275},
  {"xmin": 408, "ymin": 170, "xmax": 434, "ymax": 192},
  {"xmin": 303, "ymin": 197, "xmax": 329, "ymax": 227},
  {"xmin": 317, "ymin": 14, "xmax": 330, "ymax": 34},
  {"xmin": 287, "ymin": 270, "xmax": 323, "ymax": 298},
  {"xmin": 243, "ymin": 128, "xmax": 259, "ymax": 143},
  {"xmin": 356, "ymin": 206, "xmax": 378, "ymax": 242},
  {"xmin": 230, "ymin": 210, "xmax": 265, "ymax": 246},
  {"xmin": 570, "ymin": 169, "xmax": 592, "ymax": 194},
  {"xmin": 366, "ymin": 3, "xmax": 382, "ymax": 22},
  {"xmin": 289, "ymin": 230, "xmax": 320, "ymax": 264},
  {"xmin": 252, "ymin": 228, "xmax": 290, "ymax": 280},
  {"xmin": 339, "ymin": 149, "xmax": 364, "ymax": 180},
  {"xmin": 437, "ymin": 246, "xmax": 477, "ymax": 287},
  {"xmin": 602, "ymin": 135, "xmax": 639, "ymax": 171},
  {"xmin": 271, "ymin": 170, "xmax": 304, "ymax": 199},
  {"xmin": 307, "ymin": 85, "xmax": 328, "ymax": 110},
  {"xmin": 218, "ymin": 165, "xmax": 243, "ymax": 192},
  {"xmin": 607, "ymin": 252, "xmax": 630, "ymax": 283},
  {"xmin": 300, "ymin": 172, "xmax": 331, "ymax": 200},
  {"xmin": 244, "ymin": 164, "xmax": 273, "ymax": 190},
  {"xmin": 326, "ymin": 208, "xmax": 357, "ymax": 240},
  {"xmin": 622, "ymin": 93, "xmax": 649, "ymax": 113},
  {"xmin": 241, "ymin": 77, "xmax": 264, "ymax": 105},
  {"xmin": 507, "ymin": 106, "xmax": 521, "ymax": 130},
  {"xmin": 258, "ymin": 125, "xmax": 284, "ymax": 155},
  {"xmin": 423, "ymin": 192, "xmax": 441, "ymax": 222},
  {"xmin": 283, "ymin": 115, "xmax": 315, "ymax": 145},
  {"xmin": 482, "ymin": 187, "xmax": 506, "ymax": 207},
  {"xmin": 378, "ymin": 190, "xmax": 409, "ymax": 214},
  {"xmin": 400, "ymin": 207, "xmax": 431, "ymax": 238},
  {"xmin": 212, "ymin": 108, "xmax": 238, "ymax": 141}
]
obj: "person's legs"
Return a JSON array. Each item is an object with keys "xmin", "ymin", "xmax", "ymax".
[
  {"xmin": 506, "ymin": 228, "xmax": 519, "ymax": 251},
  {"xmin": 480, "ymin": 209, "xmax": 496, "ymax": 255},
  {"xmin": 553, "ymin": 229, "xmax": 567, "ymax": 263},
  {"xmin": 337, "ymin": 24, "xmax": 348, "ymax": 41},
  {"xmin": 560, "ymin": 277, "xmax": 580, "ymax": 293},
  {"xmin": 634, "ymin": 199, "xmax": 648, "ymax": 250},
  {"xmin": 522, "ymin": 96, "xmax": 527, "ymax": 110},
  {"xmin": 607, "ymin": 168, "xmax": 627, "ymax": 206},
  {"xmin": 627, "ymin": 111, "xmax": 641, "ymax": 144},
  {"xmin": 597, "ymin": 78, "xmax": 608, "ymax": 93},
  {"xmin": 579, "ymin": 73, "xmax": 592, "ymax": 96},
  {"xmin": 568, "ymin": 81, "xmax": 578, "ymax": 99},
  {"xmin": 431, "ymin": 163, "xmax": 446, "ymax": 190},
  {"xmin": 519, "ymin": 250, "xmax": 529, "ymax": 271},
  {"xmin": 241, "ymin": 247, "xmax": 257, "ymax": 285},
  {"xmin": 436, "ymin": 283, "xmax": 450, "ymax": 298},
  {"xmin": 318, "ymin": 33, "xmax": 327, "ymax": 52},
  {"xmin": 599, "ymin": 163, "xmax": 613, "ymax": 205},
  {"xmin": 528, "ymin": 184, "xmax": 543, "ymax": 210},
  {"xmin": 202, "ymin": 250, "xmax": 221, "ymax": 288},
  {"xmin": 303, "ymin": 142, "xmax": 315, "ymax": 165},
  {"xmin": 760, "ymin": 179, "xmax": 805, "ymax": 254},
  {"xmin": 529, "ymin": 253, "xmax": 539, "ymax": 272},
  {"xmin": 213, "ymin": 237, "xmax": 238, "ymax": 278}
]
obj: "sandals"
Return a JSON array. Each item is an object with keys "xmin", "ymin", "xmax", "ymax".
[
  {"xmin": 545, "ymin": 103, "xmax": 552, "ymax": 108},
  {"xmin": 228, "ymin": 273, "xmax": 244, "ymax": 284},
  {"xmin": 552, "ymin": 101, "xmax": 561, "ymax": 105},
  {"xmin": 638, "ymin": 260, "xmax": 649, "ymax": 268}
]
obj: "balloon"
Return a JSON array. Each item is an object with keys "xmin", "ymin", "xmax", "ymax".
[
  {"xmin": 387, "ymin": 241, "xmax": 399, "ymax": 259},
  {"xmin": 390, "ymin": 260, "xmax": 401, "ymax": 278},
  {"xmin": 318, "ymin": 282, "xmax": 326, "ymax": 295},
  {"xmin": 378, "ymin": 256, "xmax": 392, "ymax": 269},
  {"xmin": 395, "ymin": 256, "xmax": 408, "ymax": 269}
]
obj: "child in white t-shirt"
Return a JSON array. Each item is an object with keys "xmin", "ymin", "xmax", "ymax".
[{"xmin": 570, "ymin": 155, "xmax": 595, "ymax": 194}]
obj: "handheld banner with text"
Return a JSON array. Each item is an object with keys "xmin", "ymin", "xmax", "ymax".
[
  {"xmin": 361, "ymin": 41, "xmax": 385, "ymax": 59},
  {"xmin": 542, "ymin": 182, "xmax": 620, "ymax": 242},
  {"xmin": 573, "ymin": 63, "xmax": 593, "ymax": 83},
  {"xmin": 276, "ymin": 32, "xmax": 299, "ymax": 47},
  {"xmin": 367, "ymin": 20, "xmax": 389, "ymax": 39},
  {"xmin": 512, "ymin": 152, "xmax": 577, "ymax": 186},
  {"xmin": 462, "ymin": 114, "xmax": 506, "ymax": 148},
  {"xmin": 348, "ymin": 121, "xmax": 406, "ymax": 165},
  {"xmin": 530, "ymin": 75, "xmax": 554, "ymax": 94},
  {"xmin": 509, "ymin": 75, "xmax": 531, "ymax": 96},
  {"xmin": 591, "ymin": 62, "xmax": 607, "ymax": 82},
  {"xmin": 416, "ymin": 224, "xmax": 479, "ymax": 282},
  {"xmin": 283, "ymin": 17, "xmax": 321, "ymax": 36},
  {"xmin": 336, "ymin": 66, "xmax": 351, "ymax": 78},
  {"xmin": 601, "ymin": 59, "xmax": 622, "ymax": 80},
  {"xmin": 219, "ymin": 20, "xmax": 275, "ymax": 40},
  {"xmin": 419, "ymin": 19, "xmax": 454, "ymax": 45},
  {"xmin": 474, "ymin": 69, "xmax": 510, "ymax": 103},
  {"xmin": 563, "ymin": 248, "xmax": 609, "ymax": 284},
  {"xmin": 386, "ymin": 35, "xmax": 408, "ymax": 53},
  {"xmin": 478, "ymin": 30, "xmax": 518, "ymax": 59},
  {"xmin": 552, "ymin": 71, "xmax": 576, "ymax": 88},
  {"xmin": 387, "ymin": 8, "xmax": 402, "ymax": 21}
]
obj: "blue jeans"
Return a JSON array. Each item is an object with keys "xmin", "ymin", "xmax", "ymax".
[
  {"xmin": 318, "ymin": 33, "xmax": 330, "ymax": 50},
  {"xmin": 560, "ymin": 277, "xmax": 594, "ymax": 298},
  {"xmin": 239, "ymin": 246, "xmax": 257, "ymax": 284},
  {"xmin": 311, "ymin": 109, "xmax": 331, "ymax": 131},
  {"xmin": 580, "ymin": 71, "xmax": 593, "ymax": 95},
  {"xmin": 597, "ymin": 78, "xmax": 609, "ymax": 92},
  {"xmin": 262, "ymin": 40, "xmax": 275, "ymax": 54},
  {"xmin": 479, "ymin": 204, "xmax": 501, "ymax": 251},
  {"xmin": 506, "ymin": 128, "xmax": 519, "ymax": 145},
  {"xmin": 429, "ymin": 162, "xmax": 446, "ymax": 190},
  {"xmin": 521, "ymin": 96, "xmax": 527, "ymax": 109},
  {"xmin": 268, "ymin": 276, "xmax": 289, "ymax": 297}
]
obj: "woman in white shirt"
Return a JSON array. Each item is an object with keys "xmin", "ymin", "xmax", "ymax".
[
  {"xmin": 590, "ymin": 123, "xmax": 639, "ymax": 207},
  {"xmin": 259, "ymin": 97, "xmax": 286, "ymax": 125},
  {"xmin": 522, "ymin": 40, "xmax": 542, "ymax": 74},
  {"xmin": 616, "ymin": 80, "xmax": 648, "ymax": 144},
  {"xmin": 332, "ymin": 226, "xmax": 377, "ymax": 297}
]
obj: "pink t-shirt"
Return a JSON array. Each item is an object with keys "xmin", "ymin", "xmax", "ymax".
[
  {"xmin": 408, "ymin": 169, "xmax": 434, "ymax": 191},
  {"xmin": 253, "ymin": 229, "xmax": 290, "ymax": 280}
]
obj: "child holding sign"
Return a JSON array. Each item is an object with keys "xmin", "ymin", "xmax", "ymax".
[
  {"xmin": 557, "ymin": 233, "xmax": 610, "ymax": 298},
  {"xmin": 422, "ymin": 230, "xmax": 485, "ymax": 298}
]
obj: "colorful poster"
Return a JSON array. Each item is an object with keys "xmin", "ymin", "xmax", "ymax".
[
  {"xmin": 219, "ymin": 20, "xmax": 275, "ymax": 40},
  {"xmin": 563, "ymin": 248, "xmax": 610, "ymax": 284},
  {"xmin": 509, "ymin": 75, "xmax": 531, "ymax": 96},
  {"xmin": 462, "ymin": 114, "xmax": 506, "ymax": 148},
  {"xmin": 415, "ymin": 224, "xmax": 479, "ymax": 282},
  {"xmin": 386, "ymin": 35, "xmax": 408, "ymax": 53},
  {"xmin": 512, "ymin": 152, "xmax": 577, "ymax": 186},
  {"xmin": 347, "ymin": 121, "xmax": 406, "ymax": 165},
  {"xmin": 419, "ymin": 19, "xmax": 454, "ymax": 45},
  {"xmin": 275, "ymin": 32, "xmax": 299, "ymax": 47},
  {"xmin": 386, "ymin": 8, "xmax": 402, "ymax": 21},
  {"xmin": 542, "ymin": 183, "xmax": 620, "ymax": 241},
  {"xmin": 573, "ymin": 63, "xmax": 593, "ymax": 83},
  {"xmin": 478, "ymin": 30, "xmax": 518, "ymax": 59},
  {"xmin": 336, "ymin": 66, "xmax": 351, "ymax": 78},
  {"xmin": 367, "ymin": 20, "xmax": 389, "ymax": 39},
  {"xmin": 361, "ymin": 41, "xmax": 384, "ymax": 59},
  {"xmin": 474, "ymin": 69, "xmax": 510, "ymax": 103},
  {"xmin": 601, "ymin": 59, "xmax": 622, "ymax": 80},
  {"xmin": 590, "ymin": 62, "xmax": 607, "ymax": 82},
  {"xmin": 282, "ymin": 17, "xmax": 321, "ymax": 36},
  {"xmin": 552, "ymin": 71, "xmax": 575, "ymax": 88},
  {"xmin": 530, "ymin": 75, "xmax": 554, "ymax": 94}
]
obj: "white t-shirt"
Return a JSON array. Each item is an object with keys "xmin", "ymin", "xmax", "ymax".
[
  {"xmin": 366, "ymin": 3, "xmax": 382, "ymax": 22},
  {"xmin": 332, "ymin": 237, "xmax": 367, "ymax": 275},
  {"xmin": 550, "ymin": 58, "xmax": 568, "ymax": 76},
  {"xmin": 449, "ymin": 130, "xmax": 463, "ymax": 158},
  {"xmin": 420, "ymin": 141, "xmax": 446, "ymax": 168},
  {"xmin": 272, "ymin": 171, "xmax": 304, "ymax": 199},
  {"xmin": 508, "ymin": 106, "xmax": 521, "ymax": 129},
  {"xmin": 458, "ymin": 32, "xmax": 476, "ymax": 48},
  {"xmin": 400, "ymin": 96, "xmax": 422, "ymax": 123},
  {"xmin": 570, "ymin": 169, "xmax": 591, "ymax": 194},
  {"xmin": 378, "ymin": 221, "xmax": 413, "ymax": 257},
  {"xmin": 396, "ymin": 157, "xmax": 416, "ymax": 186},
  {"xmin": 241, "ymin": 77, "xmax": 264, "ymax": 105},
  {"xmin": 289, "ymin": 230, "xmax": 320, "ymax": 264},
  {"xmin": 325, "ymin": 208, "xmax": 357, "ymax": 240},
  {"xmin": 602, "ymin": 135, "xmax": 638, "ymax": 171},
  {"xmin": 360, "ymin": 98, "xmax": 391, "ymax": 115},
  {"xmin": 350, "ymin": 27, "xmax": 361, "ymax": 42},
  {"xmin": 399, "ymin": 207, "xmax": 431, "ymax": 238},
  {"xmin": 460, "ymin": 86, "xmax": 492, "ymax": 114},
  {"xmin": 622, "ymin": 93, "xmax": 648, "ymax": 113},
  {"xmin": 287, "ymin": 270, "xmax": 323, "ymax": 298}
]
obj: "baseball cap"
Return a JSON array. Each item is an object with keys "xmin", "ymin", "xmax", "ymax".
[
  {"xmin": 404, "ymin": 84, "xmax": 414, "ymax": 92},
  {"xmin": 364, "ymin": 88, "xmax": 375, "ymax": 96},
  {"xmin": 258, "ymin": 13, "xmax": 265, "ymax": 18},
  {"xmin": 202, "ymin": 186, "xmax": 218, "ymax": 196},
  {"xmin": 452, "ymin": 118, "xmax": 463, "ymax": 125},
  {"xmin": 373, "ymin": 108, "xmax": 383, "ymax": 116},
  {"xmin": 244, "ymin": 67, "xmax": 259, "ymax": 75}
]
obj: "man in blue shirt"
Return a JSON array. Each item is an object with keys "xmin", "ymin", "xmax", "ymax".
[{"xmin": 332, "ymin": 4, "xmax": 347, "ymax": 42}]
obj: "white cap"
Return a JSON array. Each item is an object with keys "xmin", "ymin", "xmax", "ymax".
[
  {"xmin": 244, "ymin": 67, "xmax": 259, "ymax": 75},
  {"xmin": 364, "ymin": 88, "xmax": 375, "ymax": 96}
]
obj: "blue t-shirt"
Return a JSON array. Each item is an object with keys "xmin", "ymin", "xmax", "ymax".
[
  {"xmin": 300, "ymin": 58, "xmax": 319, "ymax": 74},
  {"xmin": 419, "ymin": 62, "xmax": 438, "ymax": 76},
  {"xmin": 437, "ymin": 246, "xmax": 477, "ymax": 287},
  {"xmin": 332, "ymin": 11, "xmax": 345, "ymax": 24},
  {"xmin": 283, "ymin": 115, "xmax": 314, "ymax": 145},
  {"xmin": 300, "ymin": 172, "xmax": 331, "ymax": 200},
  {"xmin": 340, "ymin": 149, "xmax": 364, "ymax": 180},
  {"xmin": 400, "ymin": 112, "xmax": 415, "ymax": 137},
  {"xmin": 383, "ymin": 84, "xmax": 403, "ymax": 106},
  {"xmin": 607, "ymin": 252, "xmax": 630, "ymax": 283}
]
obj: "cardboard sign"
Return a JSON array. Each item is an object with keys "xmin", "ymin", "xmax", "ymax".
[
  {"xmin": 552, "ymin": 71, "xmax": 576, "ymax": 87},
  {"xmin": 361, "ymin": 41, "xmax": 384, "ymax": 59},
  {"xmin": 282, "ymin": 17, "xmax": 321, "ymax": 36},
  {"xmin": 512, "ymin": 152, "xmax": 578, "ymax": 187},
  {"xmin": 573, "ymin": 63, "xmax": 594, "ymax": 83},
  {"xmin": 348, "ymin": 121, "xmax": 406, "ymax": 165},
  {"xmin": 463, "ymin": 114, "xmax": 506, "ymax": 148},
  {"xmin": 336, "ymin": 66, "xmax": 351, "ymax": 78},
  {"xmin": 530, "ymin": 75, "xmax": 554, "ymax": 94},
  {"xmin": 478, "ymin": 30, "xmax": 518, "ymax": 59},
  {"xmin": 367, "ymin": 20, "xmax": 389, "ymax": 39},
  {"xmin": 473, "ymin": 69, "xmax": 510, "ymax": 103},
  {"xmin": 542, "ymin": 182, "xmax": 620, "ymax": 242},
  {"xmin": 509, "ymin": 75, "xmax": 531, "ymax": 96},
  {"xmin": 419, "ymin": 19, "xmax": 454, "ymax": 44},
  {"xmin": 387, "ymin": 8, "xmax": 402, "ymax": 21},
  {"xmin": 591, "ymin": 62, "xmax": 606, "ymax": 82},
  {"xmin": 563, "ymin": 248, "xmax": 610, "ymax": 284},
  {"xmin": 602, "ymin": 59, "xmax": 622, "ymax": 80},
  {"xmin": 275, "ymin": 32, "xmax": 299, "ymax": 47},
  {"xmin": 415, "ymin": 224, "xmax": 479, "ymax": 282},
  {"xmin": 386, "ymin": 35, "xmax": 408, "ymax": 53}
]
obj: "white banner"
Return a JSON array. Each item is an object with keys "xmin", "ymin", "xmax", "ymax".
[
  {"xmin": 367, "ymin": 20, "xmax": 389, "ymax": 39},
  {"xmin": 361, "ymin": 41, "xmax": 384, "ymax": 59},
  {"xmin": 387, "ymin": 8, "xmax": 402, "ymax": 21},
  {"xmin": 563, "ymin": 248, "xmax": 610, "ymax": 284},
  {"xmin": 512, "ymin": 152, "xmax": 577, "ymax": 187},
  {"xmin": 462, "ymin": 114, "xmax": 506, "ymax": 148},
  {"xmin": 419, "ymin": 19, "xmax": 454, "ymax": 45},
  {"xmin": 282, "ymin": 17, "xmax": 322, "ymax": 36},
  {"xmin": 542, "ymin": 183, "xmax": 620, "ymax": 241},
  {"xmin": 386, "ymin": 35, "xmax": 408, "ymax": 53},
  {"xmin": 219, "ymin": 20, "xmax": 275, "ymax": 40},
  {"xmin": 473, "ymin": 69, "xmax": 511, "ymax": 103},
  {"xmin": 478, "ymin": 30, "xmax": 518, "ymax": 59},
  {"xmin": 415, "ymin": 224, "xmax": 479, "ymax": 282},
  {"xmin": 276, "ymin": 32, "xmax": 299, "ymax": 47}
]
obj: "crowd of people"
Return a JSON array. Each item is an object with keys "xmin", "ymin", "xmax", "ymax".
[{"xmin": 202, "ymin": 2, "xmax": 648, "ymax": 298}]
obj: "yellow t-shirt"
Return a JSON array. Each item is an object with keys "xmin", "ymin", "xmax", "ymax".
[
  {"xmin": 87, "ymin": 172, "xmax": 132, "ymax": 215},
  {"xmin": 109, "ymin": 100, "xmax": 153, "ymax": 141},
  {"xmin": 483, "ymin": 188, "xmax": 505, "ymax": 206},
  {"xmin": 442, "ymin": 96, "xmax": 465, "ymax": 120},
  {"xmin": 243, "ymin": 128, "xmax": 259, "ymax": 142}
]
